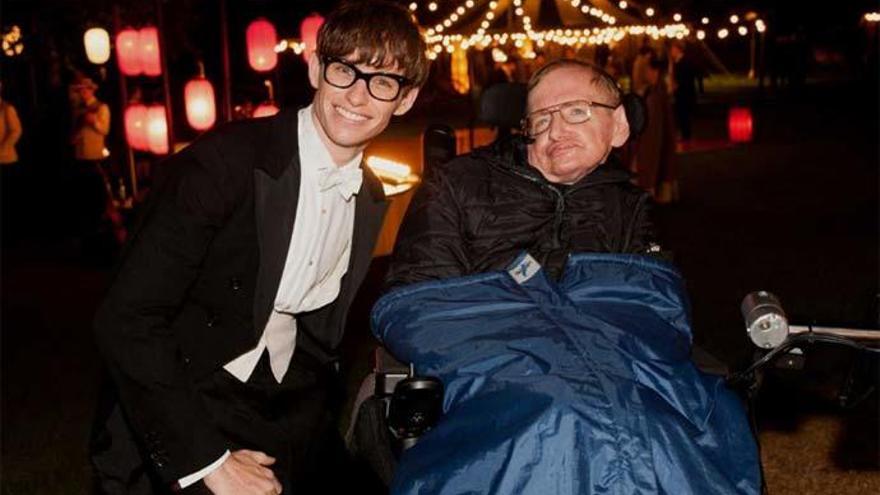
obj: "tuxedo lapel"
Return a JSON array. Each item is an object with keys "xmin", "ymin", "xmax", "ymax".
[{"xmin": 252, "ymin": 147, "xmax": 301, "ymax": 337}]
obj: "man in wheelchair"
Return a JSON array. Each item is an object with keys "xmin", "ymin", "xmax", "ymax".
[
  {"xmin": 387, "ymin": 58, "xmax": 654, "ymax": 286},
  {"xmin": 356, "ymin": 59, "xmax": 761, "ymax": 494}
]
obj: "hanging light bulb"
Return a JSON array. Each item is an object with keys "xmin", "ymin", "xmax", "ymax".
[
  {"xmin": 124, "ymin": 104, "xmax": 149, "ymax": 151},
  {"xmin": 115, "ymin": 28, "xmax": 142, "ymax": 76},
  {"xmin": 184, "ymin": 62, "xmax": 216, "ymax": 131},
  {"xmin": 146, "ymin": 105, "xmax": 169, "ymax": 154},
  {"xmin": 253, "ymin": 79, "xmax": 279, "ymax": 118},
  {"xmin": 139, "ymin": 26, "xmax": 162, "ymax": 77},
  {"xmin": 84, "ymin": 27, "xmax": 110, "ymax": 64},
  {"xmin": 246, "ymin": 18, "xmax": 278, "ymax": 72}
]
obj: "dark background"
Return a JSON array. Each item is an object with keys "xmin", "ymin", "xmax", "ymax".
[{"xmin": 2, "ymin": 1, "xmax": 878, "ymax": 493}]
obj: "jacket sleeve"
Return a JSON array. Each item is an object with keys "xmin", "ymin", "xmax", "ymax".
[
  {"xmin": 385, "ymin": 166, "xmax": 471, "ymax": 290},
  {"xmin": 93, "ymin": 138, "xmax": 238, "ymax": 484}
]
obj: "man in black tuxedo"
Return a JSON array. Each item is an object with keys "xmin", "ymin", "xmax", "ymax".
[{"xmin": 91, "ymin": 2, "xmax": 428, "ymax": 493}]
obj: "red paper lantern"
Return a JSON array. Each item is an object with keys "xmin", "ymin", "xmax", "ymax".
[
  {"xmin": 139, "ymin": 26, "xmax": 162, "ymax": 76},
  {"xmin": 246, "ymin": 18, "xmax": 278, "ymax": 72},
  {"xmin": 124, "ymin": 104, "xmax": 149, "ymax": 151},
  {"xmin": 147, "ymin": 105, "xmax": 169, "ymax": 154},
  {"xmin": 728, "ymin": 107, "xmax": 753, "ymax": 143},
  {"xmin": 116, "ymin": 28, "xmax": 142, "ymax": 76},
  {"xmin": 299, "ymin": 13, "xmax": 325, "ymax": 61},
  {"xmin": 253, "ymin": 103, "xmax": 280, "ymax": 118},
  {"xmin": 185, "ymin": 76, "xmax": 216, "ymax": 131}
]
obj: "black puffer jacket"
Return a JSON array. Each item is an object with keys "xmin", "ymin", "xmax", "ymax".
[{"xmin": 386, "ymin": 136, "xmax": 655, "ymax": 288}]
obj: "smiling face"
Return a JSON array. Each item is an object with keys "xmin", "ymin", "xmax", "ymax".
[
  {"xmin": 308, "ymin": 51, "xmax": 419, "ymax": 165},
  {"xmin": 526, "ymin": 65, "xmax": 629, "ymax": 184}
]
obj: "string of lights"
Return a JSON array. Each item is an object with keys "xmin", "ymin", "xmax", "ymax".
[
  {"xmin": 411, "ymin": 0, "xmax": 480, "ymax": 35},
  {"xmin": 267, "ymin": 1, "xmax": 778, "ymax": 57},
  {"xmin": 2, "ymin": 25, "xmax": 24, "ymax": 57},
  {"xmin": 571, "ymin": 1, "xmax": 617, "ymax": 25},
  {"xmin": 411, "ymin": 0, "xmax": 771, "ymax": 55}
]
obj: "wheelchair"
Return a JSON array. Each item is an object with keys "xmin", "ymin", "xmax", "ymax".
[
  {"xmin": 345, "ymin": 82, "xmax": 701, "ymax": 488},
  {"xmin": 346, "ymin": 83, "xmax": 879, "ymax": 492},
  {"xmin": 347, "ymin": 290, "xmax": 878, "ymax": 492}
]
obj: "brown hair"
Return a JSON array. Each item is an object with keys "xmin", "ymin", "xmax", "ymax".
[
  {"xmin": 317, "ymin": 1, "xmax": 430, "ymax": 87},
  {"xmin": 527, "ymin": 58, "xmax": 622, "ymax": 107}
]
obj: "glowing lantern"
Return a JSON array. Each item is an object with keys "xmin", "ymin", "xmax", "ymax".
[
  {"xmin": 253, "ymin": 80, "xmax": 279, "ymax": 118},
  {"xmin": 84, "ymin": 28, "xmax": 110, "ymax": 64},
  {"xmin": 124, "ymin": 104, "xmax": 149, "ymax": 151},
  {"xmin": 728, "ymin": 107, "xmax": 753, "ymax": 143},
  {"xmin": 253, "ymin": 103, "xmax": 280, "ymax": 118},
  {"xmin": 139, "ymin": 26, "xmax": 161, "ymax": 76},
  {"xmin": 184, "ymin": 65, "xmax": 216, "ymax": 131},
  {"xmin": 147, "ymin": 105, "xmax": 169, "ymax": 154},
  {"xmin": 299, "ymin": 13, "xmax": 324, "ymax": 62},
  {"xmin": 116, "ymin": 28, "xmax": 142, "ymax": 75},
  {"xmin": 450, "ymin": 47, "xmax": 470, "ymax": 94},
  {"xmin": 246, "ymin": 18, "xmax": 278, "ymax": 72}
]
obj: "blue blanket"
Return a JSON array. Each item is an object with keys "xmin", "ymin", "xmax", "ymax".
[{"xmin": 372, "ymin": 253, "xmax": 760, "ymax": 494}]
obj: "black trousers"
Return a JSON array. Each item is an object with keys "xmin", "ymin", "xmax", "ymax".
[
  {"xmin": 92, "ymin": 351, "xmax": 354, "ymax": 494},
  {"xmin": 189, "ymin": 351, "xmax": 351, "ymax": 493}
]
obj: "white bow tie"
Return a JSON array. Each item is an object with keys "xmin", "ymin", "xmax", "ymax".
[{"xmin": 318, "ymin": 166, "xmax": 363, "ymax": 200}]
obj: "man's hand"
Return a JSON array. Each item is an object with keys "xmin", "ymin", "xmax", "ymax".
[{"xmin": 203, "ymin": 449, "xmax": 282, "ymax": 494}]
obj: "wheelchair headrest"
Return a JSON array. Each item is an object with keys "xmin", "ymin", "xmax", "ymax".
[
  {"xmin": 622, "ymin": 92, "xmax": 647, "ymax": 139},
  {"xmin": 422, "ymin": 123, "xmax": 457, "ymax": 174},
  {"xmin": 478, "ymin": 82, "xmax": 527, "ymax": 130}
]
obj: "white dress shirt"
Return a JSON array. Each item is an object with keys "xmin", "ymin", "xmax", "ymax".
[{"xmin": 178, "ymin": 105, "xmax": 363, "ymax": 488}]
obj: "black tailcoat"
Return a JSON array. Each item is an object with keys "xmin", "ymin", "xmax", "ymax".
[{"xmin": 93, "ymin": 108, "xmax": 388, "ymax": 483}]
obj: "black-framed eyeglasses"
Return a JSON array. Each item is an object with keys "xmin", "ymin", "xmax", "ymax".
[
  {"xmin": 320, "ymin": 55, "xmax": 411, "ymax": 102},
  {"xmin": 522, "ymin": 99, "xmax": 620, "ymax": 137}
]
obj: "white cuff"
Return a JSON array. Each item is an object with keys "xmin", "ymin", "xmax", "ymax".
[{"xmin": 177, "ymin": 450, "xmax": 231, "ymax": 489}]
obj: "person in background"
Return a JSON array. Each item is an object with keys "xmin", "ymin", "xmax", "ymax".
[
  {"xmin": 71, "ymin": 76, "xmax": 111, "ymax": 162},
  {"xmin": 634, "ymin": 56, "xmax": 678, "ymax": 204},
  {"xmin": 0, "ymin": 82, "xmax": 22, "ymax": 166},
  {"xmin": 69, "ymin": 76, "xmax": 112, "ymax": 241},
  {"xmin": 630, "ymin": 45, "xmax": 655, "ymax": 97},
  {"xmin": 668, "ymin": 41, "xmax": 697, "ymax": 142}
]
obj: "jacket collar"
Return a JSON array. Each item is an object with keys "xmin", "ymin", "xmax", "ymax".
[
  {"xmin": 256, "ymin": 108, "xmax": 301, "ymax": 179},
  {"xmin": 257, "ymin": 107, "xmax": 387, "ymax": 204},
  {"xmin": 476, "ymin": 134, "xmax": 633, "ymax": 189}
]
